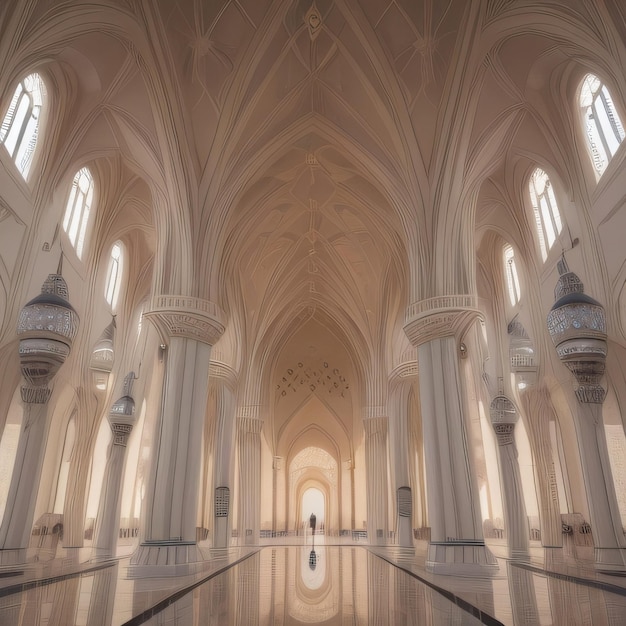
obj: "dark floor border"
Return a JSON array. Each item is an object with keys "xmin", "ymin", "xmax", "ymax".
[
  {"xmin": 367, "ymin": 548, "xmax": 505, "ymax": 626},
  {"xmin": 122, "ymin": 549, "xmax": 261, "ymax": 626},
  {"xmin": 0, "ymin": 559, "xmax": 115, "ymax": 599},
  {"xmin": 512, "ymin": 560, "xmax": 626, "ymax": 598}
]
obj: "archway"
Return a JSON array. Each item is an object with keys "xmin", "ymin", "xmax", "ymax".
[
  {"xmin": 289, "ymin": 447, "xmax": 338, "ymax": 534},
  {"xmin": 301, "ymin": 486, "xmax": 325, "ymax": 532}
]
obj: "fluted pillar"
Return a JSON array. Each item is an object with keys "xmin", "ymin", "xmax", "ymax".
[
  {"xmin": 389, "ymin": 370, "xmax": 418, "ymax": 547},
  {"xmin": 210, "ymin": 366, "xmax": 237, "ymax": 549},
  {"xmin": 405, "ymin": 298, "xmax": 498, "ymax": 576},
  {"xmin": 490, "ymin": 396, "xmax": 529, "ymax": 559},
  {"xmin": 237, "ymin": 411, "xmax": 263, "ymax": 544},
  {"xmin": 547, "ymin": 264, "xmax": 625, "ymax": 570},
  {"xmin": 573, "ymin": 398, "xmax": 626, "ymax": 569},
  {"xmin": 0, "ymin": 389, "xmax": 50, "ymax": 554},
  {"xmin": 364, "ymin": 413, "xmax": 390, "ymax": 545},
  {"xmin": 0, "ymin": 270, "xmax": 78, "ymax": 559},
  {"xmin": 92, "ymin": 374, "xmax": 137, "ymax": 560},
  {"xmin": 131, "ymin": 296, "xmax": 224, "ymax": 571}
]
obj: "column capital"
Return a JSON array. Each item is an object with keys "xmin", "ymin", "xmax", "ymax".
[
  {"xmin": 575, "ymin": 384, "xmax": 606, "ymax": 405},
  {"xmin": 144, "ymin": 296, "xmax": 225, "ymax": 345},
  {"xmin": 363, "ymin": 415, "xmax": 388, "ymax": 435},
  {"xmin": 21, "ymin": 384, "xmax": 51, "ymax": 404},
  {"xmin": 237, "ymin": 415, "xmax": 263, "ymax": 434},
  {"xmin": 110, "ymin": 422, "xmax": 134, "ymax": 446},
  {"xmin": 209, "ymin": 354, "xmax": 238, "ymax": 384},
  {"xmin": 493, "ymin": 422, "xmax": 515, "ymax": 446},
  {"xmin": 404, "ymin": 296, "xmax": 481, "ymax": 346}
]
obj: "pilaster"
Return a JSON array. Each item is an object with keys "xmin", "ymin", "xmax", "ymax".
[
  {"xmin": 237, "ymin": 409, "xmax": 263, "ymax": 545},
  {"xmin": 490, "ymin": 396, "xmax": 529, "ymax": 559},
  {"xmin": 209, "ymin": 371, "xmax": 237, "ymax": 549},
  {"xmin": 364, "ymin": 411, "xmax": 389, "ymax": 545},
  {"xmin": 92, "ymin": 376, "xmax": 136, "ymax": 561}
]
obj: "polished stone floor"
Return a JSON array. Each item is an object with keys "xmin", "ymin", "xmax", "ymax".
[{"xmin": 2, "ymin": 540, "xmax": 626, "ymax": 624}]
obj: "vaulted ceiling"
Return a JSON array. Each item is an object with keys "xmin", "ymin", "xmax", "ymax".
[{"xmin": 3, "ymin": 0, "xmax": 623, "ymax": 389}]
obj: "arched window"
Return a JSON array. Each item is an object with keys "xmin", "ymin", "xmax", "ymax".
[
  {"xmin": 580, "ymin": 73, "xmax": 625, "ymax": 178},
  {"xmin": 104, "ymin": 241, "xmax": 123, "ymax": 310},
  {"xmin": 62, "ymin": 167, "xmax": 94, "ymax": 259},
  {"xmin": 503, "ymin": 244, "xmax": 521, "ymax": 306},
  {"xmin": 529, "ymin": 168, "xmax": 562, "ymax": 261},
  {"xmin": 0, "ymin": 73, "xmax": 45, "ymax": 179}
]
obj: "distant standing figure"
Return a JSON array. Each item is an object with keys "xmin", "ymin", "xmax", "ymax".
[{"xmin": 309, "ymin": 513, "xmax": 317, "ymax": 535}]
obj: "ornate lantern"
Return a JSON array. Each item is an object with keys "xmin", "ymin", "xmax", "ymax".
[
  {"xmin": 546, "ymin": 259, "xmax": 607, "ymax": 403},
  {"xmin": 17, "ymin": 269, "xmax": 79, "ymax": 399}
]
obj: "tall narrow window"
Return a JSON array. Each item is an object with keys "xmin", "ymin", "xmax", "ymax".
[
  {"xmin": 62, "ymin": 167, "xmax": 94, "ymax": 259},
  {"xmin": 0, "ymin": 73, "xmax": 45, "ymax": 179},
  {"xmin": 504, "ymin": 244, "xmax": 521, "ymax": 306},
  {"xmin": 529, "ymin": 168, "xmax": 562, "ymax": 261},
  {"xmin": 580, "ymin": 73, "xmax": 625, "ymax": 178},
  {"xmin": 105, "ymin": 241, "xmax": 123, "ymax": 310}
]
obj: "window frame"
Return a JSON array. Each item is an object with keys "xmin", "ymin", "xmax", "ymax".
[
  {"xmin": 528, "ymin": 167, "xmax": 563, "ymax": 262},
  {"xmin": 0, "ymin": 72, "xmax": 46, "ymax": 180},
  {"xmin": 503, "ymin": 244, "xmax": 521, "ymax": 307},
  {"xmin": 579, "ymin": 73, "xmax": 625, "ymax": 180},
  {"xmin": 104, "ymin": 240, "xmax": 124, "ymax": 311},
  {"xmin": 62, "ymin": 167, "xmax": 95, "ymax": 260}
]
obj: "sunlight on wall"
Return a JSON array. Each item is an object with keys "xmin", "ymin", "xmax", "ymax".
[
  {"xmin": 85, "ymin": 417, "xmax": 112, "ymax": 519},
  {"xmin": 549, "ymin": 420, "xmax": 570, "ymax": 515},
  {"xmin": 606, "ymin": 424, "xmax": 626, "ymax": 529},
  {"xmin": 0, "ymin": 389, "xmax": 23, "ymax": 521},
  {"xmin": 515, "ymin": 418, "xmax": 540, "ymax": 518},
  {"xmin": 120, "ymin": 400, "xmax": 146, "ymax": 521},
  {"xmin": 53, "ymin": 418, "xmax": 75, "ymax": 513},
  {"xmin": 478, "ymin": 401, "xmax": 503, "ymax": 522},
  {"xmin": 0, "ymin": 424, "xmax": 20, "ymax": 522}
]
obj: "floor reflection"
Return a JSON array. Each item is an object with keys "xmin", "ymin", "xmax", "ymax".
[
  {"xmin": 140, "ymin": 547, "xmax": 483, "ymax": 625},
  {"xmin": 3, "ymin": 546, "xmax": 626, "ymax": 624}
]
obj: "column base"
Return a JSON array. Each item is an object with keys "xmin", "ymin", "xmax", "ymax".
[
  {"xmin": 128, "ymin": 541, "xmax": 210, "ymax": 578},
  {"xmin": 594, "ymin": 547, "xmax": 626, "ymax": 572},
  {"xmin": 90, "ymin": 547, "xmax": 116, "ymax": 563},
  {"xmin": 426, "ymin": 541, "xmax": 499, "ymax": 577},
  {"xmin": 0, "ymin": 548, "xmax": 28, "ymax": 566}
]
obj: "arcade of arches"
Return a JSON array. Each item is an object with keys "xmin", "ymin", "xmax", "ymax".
[{"xmin": 2, "ymin": 0, "xmax": 626, "ymax": 624}]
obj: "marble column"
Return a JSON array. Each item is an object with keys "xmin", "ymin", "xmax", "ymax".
[
  {"xmin": 0, "ymin": 391, "xmax": 50, "ymax": 555},
  {"xmin": 547, "ymin": 264, "xmax": 625, "ymax": 570},
  {"xmin": 210, "ymin": 370, "xmax": 237, "ymax": 549},
  {"xmin": 573, "ymin": 399, "xmax": 626, "ymax": 569},
  {"xmin": 131, "ymin": 296, "xmax": 224, "ymax": 572},
  {"xmin": 0, "ymin": 270, "xmax": 78, "ymax": 560},
  {"xmin": 272, "ymin": 456, "xmax": 283, "ymax": 537},
  {"xmin": 389, "ymin": 374, "xmax": 417, "ymax": 547},
  {"xmin": 405, "ymin": 300, "xmax": 498, "ymax": 576},
  {"xmin": 237, "ymin": 410, "xmax": 263, "ymax": 545},
  {"xmin": 364, "ymin": 414, "xmax": 390, "ymax": 545},
  {"xmin": 490, "ymin": 395, "xmax": 529, "ymax": 559},
  {"xmin": 92, "ymin": 373, "xmax": 137, "ymax": 560}
]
